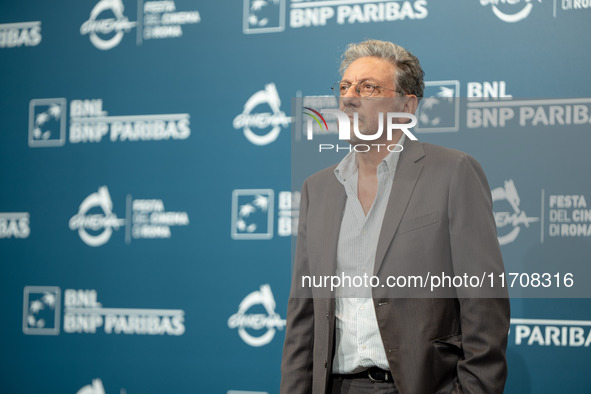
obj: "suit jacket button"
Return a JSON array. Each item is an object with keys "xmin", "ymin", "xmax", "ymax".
[{"xmin": 324, "ymin": 360, "xmax": 327, "ymax": 368}]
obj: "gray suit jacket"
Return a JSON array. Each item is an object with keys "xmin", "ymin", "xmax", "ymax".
[{"xmin": 280, "ymin": 139, "xmax": 510, "ymax": 394}]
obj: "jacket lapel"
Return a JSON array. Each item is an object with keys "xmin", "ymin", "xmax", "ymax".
[
  {"xmin": 322, "ymin": 177, "xmax": 343, "ymax": 337},
  {"xmin": 373, "ymin": 140, "xmax": 425, "ymax": 276},
  {"xmin": 320, "ymin": 175, "xmax": 346, "ymax": 278}
]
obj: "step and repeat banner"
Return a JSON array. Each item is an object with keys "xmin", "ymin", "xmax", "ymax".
[{"xmin": 1, "ymin": 0, "xmax": 590, "ymax": 393}]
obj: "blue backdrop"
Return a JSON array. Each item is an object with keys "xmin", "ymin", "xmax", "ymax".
[{"xmin": 1, "ymin": 0, "xmax": 591, "ymax": 393}]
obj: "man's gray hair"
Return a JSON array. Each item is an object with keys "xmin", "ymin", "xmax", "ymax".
[{"xmin": 339, "ymin": 39, "xmax": 425, "ymax": 98}]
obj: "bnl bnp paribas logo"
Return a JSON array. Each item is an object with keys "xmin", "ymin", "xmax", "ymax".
[
  {"xmin": 28, "ymin": 98, "xmax": 67, "ymax": 147},
  {"xmin": 80, "ymin": 0, "xmax": 201, "ymax": 50},
  {"xmin": 493, "ymin": 179, "xmax": 539, "ymax": 245},
  {"xmin": 23, "ymin": 286, "xmax": 185, "ymax": 336},
  {"xmin": 233, "ymin": 83, "xmax": 291, "ymax": 146},
  {"xmin": 28, "ymin": 98, "xmax": 190, "ymax": 147},
  {"xmin": 0, "ymin": 21, "xmax": 42, "ymax": 48},
  {"xmin": 303, "ymin": 80, "xmax": 460, "ymax": 138},
  {"xmin": 416, "ymin": 80, "xmax": 460, "ymax": 133},
  {"xmin": 69, "ymin": 186, "xmax": 189, "ymax": 247},
  {"xmin": 231, "ymin": 189, "xmax": 300, "ymax": 239},
  {"xmin": 0, "ymin": 212, "xmax": 30, "ymax": 239},
  {"xmin": 480, "ymin": 0, "xmax": 543, "ymax": 22},
  {"xmin": 228, "ymin": 284, "xmax": 286, "ymax": 347},
  {"xmin": 243, "ymin": 0, "xmax": 428, "ymax": 34},
  {"xmin": 22, "ymin": 286, "xmax": 60, "ymax": 335}
]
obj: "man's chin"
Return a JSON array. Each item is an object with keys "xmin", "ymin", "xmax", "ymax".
[
  {"xmin": 347, "ymin": 132, "xmax": 381, "ymax": 145},
  {"xmin": 347, "ymin": 138, "xmax": 376, "ymax": 148}
]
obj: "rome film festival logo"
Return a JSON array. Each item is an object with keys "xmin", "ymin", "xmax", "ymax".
[
  {"xmin": 81, "ymin": 0, "xmax": 136, "ymax": 50},
  {"xmin": 69, "ymin": 186, "xmax": 189, "ymax": 246},
  {"xmin": 77, "ymin": 379, "xmax": 105, "ymax": 394},
  {"xmin": 233, "ymin": 83, "xmax": 291, "ymax": 146},
  {"xmin": 69, "ymin": 186, "xmax": 125, "ymax": 247},
  {"xmin": 480, "ymin": 0, "xmax": 542, "ymax": 23},
  {"xmin": 228, "ymin": 284, "xmax": 286, "ymax": 347},
  {"xmin": 492, "ymin": 179, "xmax": 539, "ymax": 245}
]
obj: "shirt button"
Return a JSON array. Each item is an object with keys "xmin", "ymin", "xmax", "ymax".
[
  {"xmin": 362, "ymin": 345, "xmax": 367, "ymax": 350},
  {"xmin": 360, "ymin": 306, "xmax": 365, "ymax": 311}
]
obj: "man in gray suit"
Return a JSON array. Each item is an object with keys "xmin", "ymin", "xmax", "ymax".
[{"xmin": 280, "ymin": 40, "xmax": 510, "ymax": 393}]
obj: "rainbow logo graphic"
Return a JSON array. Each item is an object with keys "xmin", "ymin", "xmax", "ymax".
[{"xmin": 303, "ymin": 107, "xmax": 328, "ymax": 132}]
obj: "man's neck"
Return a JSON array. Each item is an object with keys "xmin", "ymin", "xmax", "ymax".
[{"xmin": 355, "ymin": 131, "xmax": 403, "ymax": 177}]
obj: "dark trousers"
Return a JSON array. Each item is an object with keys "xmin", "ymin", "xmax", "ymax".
[{"xmin": 329, "ymin": 375, "xmax": 400, "ymax": 394}]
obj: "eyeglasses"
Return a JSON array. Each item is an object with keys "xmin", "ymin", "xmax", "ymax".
[{"xmin": 331, "ymin": 80, "xmax": 398, "ymax": 98}]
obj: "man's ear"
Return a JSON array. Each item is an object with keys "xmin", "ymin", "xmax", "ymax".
[{"xmin": 404, "ymin": 95, "xmax": 419, "ymax": 115}]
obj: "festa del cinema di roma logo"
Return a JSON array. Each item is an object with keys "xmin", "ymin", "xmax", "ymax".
[
  {"xmin": 69, "ymin": 186, "xmax": 124, "ymax": 247},
  {"xmin": 80, "ymin": 0, "xmax": 201, "ymax": 49},
  {"xmin": 480, "ymin": 0, "xmax": 543, "ymax": 23},
  {"xmin": 493, "ymin": 179, "xmax": 539, "ymax": 245},
  {"xmin": 81, "ymin": 0, "xmax": 136, "ymax": 50},
  {"xmin": 228, "ymin": 284, "xmax": 286, "ymax": 347},
  {"xmin": 69, "ymin": 186, "xmax": 189, "ymax": 247},
  {"xmin": 233, "ymin": 83, "xmax": 291, "ymax": 146},
  {"xmin": 303, "ymin": 107, "xmax": 418, "ymax": 152}
]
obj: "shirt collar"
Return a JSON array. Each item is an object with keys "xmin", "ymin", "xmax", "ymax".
[
  {"xmin": 334, "ymin": 134, "xmax": 406, "ymax": 184},
  {"xmin": 334, "ymin": 150, "xmax": 357, "ymax": 185}
]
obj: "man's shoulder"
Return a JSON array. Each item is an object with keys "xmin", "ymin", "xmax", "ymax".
[
  {"xmin": 415, "ymin": 141, "xmax": 472, "ymax": 165},
  {"xmin": 413, "ymin": 141, "xmax": 490, "ymax": 189},
  {"xmin": 405, "ymin": 140, "xmax": 485, "ymax": 174}
]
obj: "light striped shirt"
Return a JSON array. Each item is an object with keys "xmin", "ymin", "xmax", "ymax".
[{"xmin": 332, "ymin": 135, "xmax": 405, "ymax": 374}]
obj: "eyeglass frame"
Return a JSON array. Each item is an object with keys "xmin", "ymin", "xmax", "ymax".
[{"xmin": 331, "ymin": 80, "xmax": 401, "ymax": 98}]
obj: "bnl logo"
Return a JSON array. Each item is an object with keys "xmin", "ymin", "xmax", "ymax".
[
  {"xmin": 243, "ymin": 0, "xmax": 285, "ymax": 34},
  {"xmin": 416, "ymin": 80, "xmax": 460, "ymax": 133},
  {"xmin": 231, "ymin": 189, "xmax": 274, "ymax": 239},
  {"xmin": 22, "ymin": 286, "xmax": 61, "ymax": 335},
  {"xmin": 28, "ymin": 98, "xmax": 67, "ymax": 147}
]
